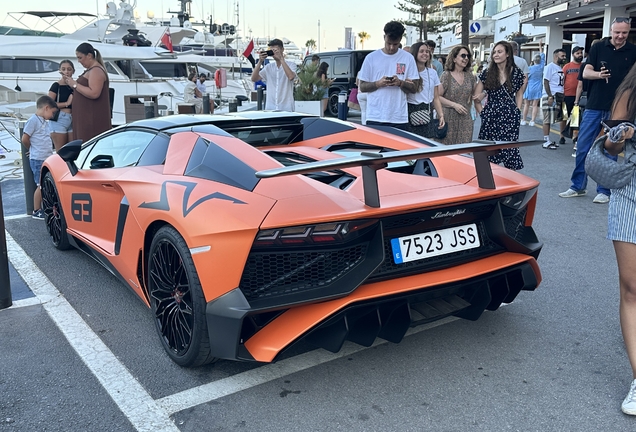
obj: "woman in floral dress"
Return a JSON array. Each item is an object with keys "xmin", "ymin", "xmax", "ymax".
[
  {"xmin": 473, "ymin": 41, "xmax": 525, "ymax": 170},
  {"xmin": 439, "ymin": 45, "xmax": 476, "ymax": 145}
]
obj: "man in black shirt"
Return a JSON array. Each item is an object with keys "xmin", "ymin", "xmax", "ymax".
[{"xmin": 559, "ymin": 18, "xmax": 636, "ymax": 203}]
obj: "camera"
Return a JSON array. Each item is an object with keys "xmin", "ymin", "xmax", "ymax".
[{"xmin": 265, "ymin": 49, "xmax": 275, "ymax": 57}]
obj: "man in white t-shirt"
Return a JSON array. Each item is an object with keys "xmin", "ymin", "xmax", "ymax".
[
  {"xmin": 357, "ymin": 21, "xmax": 419, "ymax": 130},
  {"xmin": 541, "ymin": 48, "xmax": 567, "ymax": 149},
  {"xmin": 251, "ymin": 38, "xmax": 297, "ymax": 111}
]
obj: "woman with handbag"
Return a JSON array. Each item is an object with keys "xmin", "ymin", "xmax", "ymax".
[
  {"xmin": 438, "ymin": 45, "xmax": 475, "ymax": 144},
  {"xmin": 597, "ymin": 64, "xmax": 636, "ymax": 415},
  {"xmin": 407, "ymin": 42, "xmax": 445, "ymax": 139},
  {"xmin": 48, "ymin": 60, "xmax": 75, "ymax": 152},
  {"xmin": 473, "ymin": 41, "xmax": 525, "ymax": 170}
]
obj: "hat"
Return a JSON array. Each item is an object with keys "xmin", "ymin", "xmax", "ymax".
[{"xmin": 572, "ymin": 46, "xmax": 584, "ymax": 53}]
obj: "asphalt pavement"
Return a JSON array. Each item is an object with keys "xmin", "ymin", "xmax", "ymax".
[{"xmin": 2, "ymin": 116, "xmax": 635, "ymax": 431}]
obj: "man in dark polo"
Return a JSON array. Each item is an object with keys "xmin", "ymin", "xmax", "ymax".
[{"xmin": 560, "ymin": 17, "xmax": 636, "ymax": 203}]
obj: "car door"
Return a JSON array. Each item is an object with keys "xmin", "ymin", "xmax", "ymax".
[{"xmin": 60, "ymin": 129, "xmax": 156, "ymax": 255}]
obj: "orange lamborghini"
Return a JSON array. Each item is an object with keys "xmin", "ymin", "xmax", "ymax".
[{"xmin": 41, "ymin": 112, "xmax": 543, "ymax": 367}]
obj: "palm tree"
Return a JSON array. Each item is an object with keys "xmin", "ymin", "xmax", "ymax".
[
  {"xmin": 358, "ymin": 32, "xmax": 370, "ymax": 49},
  {"xmin": 305, "ymin": 39, "xmax": 317, "ymax": 51}
]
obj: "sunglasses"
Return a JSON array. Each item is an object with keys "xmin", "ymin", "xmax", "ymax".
[
  {"xmin": 613, "ymin": 17, "xmax": 632, "ymax": 24},
  {"xmin": 458, "ymin": 53, "xmax": 470, "ymax": 59}
]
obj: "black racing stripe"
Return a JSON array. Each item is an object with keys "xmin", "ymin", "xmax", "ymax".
[{"xmin": 114, "ymin": 197, "xmax": 129, "ymax": 256}]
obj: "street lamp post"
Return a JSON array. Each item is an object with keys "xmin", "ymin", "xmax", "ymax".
[
  {"xmin": 436, "ymin": 35, "xmax": 442, "ymax": 55},
  {"xmin": 318, "ymin": 20, "xmax": 321, "ymax": 52}
]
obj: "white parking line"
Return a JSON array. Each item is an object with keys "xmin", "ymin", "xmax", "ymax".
[
  {"xmin": 6, "ymin": 228, "xmax": 459, "ymax": 421},
  {"xmin": 5, "ymin": 231, "xmax": 180, "ymax": 432},
  {"xmin": 157, "ymin": 316, "xmax": 458, "ymax": 415}
]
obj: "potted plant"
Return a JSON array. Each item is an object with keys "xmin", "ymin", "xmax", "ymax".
[{"xmin": 294, "ymin": 63, "xmax": 326, "ymax": 116}]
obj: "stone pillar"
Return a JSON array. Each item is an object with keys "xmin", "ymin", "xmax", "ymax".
[{"xmin": 546, "ymin": 24, "xmax": 564, "ymax": 55}]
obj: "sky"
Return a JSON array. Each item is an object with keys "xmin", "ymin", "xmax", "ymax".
[{"xmin": 0, "ymin": 0, "xmax": 409, "ymax": 51}]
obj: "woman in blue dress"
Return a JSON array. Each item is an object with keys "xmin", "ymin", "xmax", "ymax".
[
  {"xmin": 473, "ymin": 41, "xmax": 525, "ymax": 170},
  {"xmin": 521, "ymin": 51, "xmax": 545, "ymax": 126}
]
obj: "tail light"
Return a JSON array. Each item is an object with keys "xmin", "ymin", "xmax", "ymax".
[{"xmin": 254, "ymin": 219, "xmax": 378, "ymax": 248}]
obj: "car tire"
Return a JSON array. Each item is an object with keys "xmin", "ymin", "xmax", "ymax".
[
  {"xmin": 41, "ymin": 172, "xmax": 71, "ymax": 251},
  {"xmin": 327, "ymin": 91, "xmax": 340, "ymax": 117},
  {"xmin": 148, "ymin": 226, "xmax": 216, "ymax": 367}
]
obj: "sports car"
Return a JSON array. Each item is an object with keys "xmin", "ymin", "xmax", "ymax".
[{"xmin": 41, "ymin": 112, "xmax": 543, "ymax": 367}]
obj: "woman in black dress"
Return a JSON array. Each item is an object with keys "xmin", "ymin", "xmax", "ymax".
[{"xmin": 473, "ymin": 41, "xmax": 525, "ymax": 170}]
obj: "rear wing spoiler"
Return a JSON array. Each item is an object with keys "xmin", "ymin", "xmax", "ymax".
[{"xmin": 256, "ymin": 140, "xmax": 544, "ymax": 208}]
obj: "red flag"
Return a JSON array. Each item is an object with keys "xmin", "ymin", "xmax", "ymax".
[
  {"xmin": 242, "ymin": 39, "xmax": 255, "ymax": 69},
  {"xmin": 161, "ymin": 28, "xmax": 173, "ymax": 53}
]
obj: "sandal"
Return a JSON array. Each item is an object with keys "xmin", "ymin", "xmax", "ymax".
[{"xmin": 542, "ymin": 141, "xmax": 558, "ymax": 150}]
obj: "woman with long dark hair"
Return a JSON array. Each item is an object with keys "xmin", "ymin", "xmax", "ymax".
[
  {"xmin": 600, "ymin": 62, "xmax": 636, "ymax": 415},
  {"xmin": 63, "ymin": 42, "xmax": 111, "ymax": 142},
  {"xmin": 473, "ymin": 41, "xmax": 525, "ymax": 170},
  {"xmin": 316, "ymin": 62, "xmax": 332, "ymax": 115},
  {"xmin": 407, "ymin": 41, "xmax": 445, "ymax": 138},
  {"xmin": 438, "ymin": 45, "xmax": 475, "ymax": 144},
  {"xmin": 48, "ymin": 59, "xmax": 75, "ymax": 152}
]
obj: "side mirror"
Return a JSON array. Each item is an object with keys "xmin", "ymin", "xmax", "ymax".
[
  {"xmin": 90, "ymin": 154, "xmax": 115, "ymax": 169},
  {"xmin": 57, "ymin": 139, "xmax": 83, "ymax": 176}
]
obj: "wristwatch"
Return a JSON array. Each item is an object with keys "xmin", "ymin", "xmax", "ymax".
[{"xmin": 73, "ymin": 84, "xmax": 77, "ymax": 89}]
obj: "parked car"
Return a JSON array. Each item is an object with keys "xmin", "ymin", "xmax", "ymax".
[
  {"xmin": 303, "ymin": 50, "xmax": 371, "ymax": 116},
  {"xmin": 41, "ymin": 112, "xmax": 543, "ymax": 367}
]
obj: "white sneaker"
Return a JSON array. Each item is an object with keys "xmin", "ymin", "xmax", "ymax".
[
  {"xmin": 559, "ymin": 188, "xmax": 587, "ymax": 198},
  {"xmin": 528, "ymin": 121, "xmax": 535, "ymax": 127},
  {"xmin": 622, "ymin": 379, "xmax": 636, "ymax": 415},
  {"xmin": 593, "ymin": 193, "xmax": 610, "ymax": 204},
  {"xmin": 520, "ymin": 120, "xmax": 527, "ymax": 126}
]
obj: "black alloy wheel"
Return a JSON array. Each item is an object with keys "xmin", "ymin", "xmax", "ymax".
[
  {"xmin": 41, "ymin": 172, "xmax": 71, "ymax": 250},
  {"xmin": 327, "ymin": 91, "xmax": 340, "ymax": 117},
  {"xmin": 148, "ymin": 226, "xmax": 215, "ymax": 367}
]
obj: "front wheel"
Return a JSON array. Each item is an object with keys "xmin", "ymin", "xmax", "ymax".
[
  {"xmin": 41, "ymin": 172, "xmax": 71, "ymax": 250},
  {"xmin": 148, "ymin": 226, "xmax": 216, "ymax": 367}
]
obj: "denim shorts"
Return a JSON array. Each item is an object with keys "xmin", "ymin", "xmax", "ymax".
[
  {"xmin": 30, "ymin": 159, "xmax": 44, "ymax": 186},
  {"xmin": 49, "ymin": 111, "xmax": 73, "ymax": 133}
]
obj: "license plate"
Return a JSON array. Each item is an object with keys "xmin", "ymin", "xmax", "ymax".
[{"xmin": 390, "ymin": 223, "xmax": 480, "ymax": 264}]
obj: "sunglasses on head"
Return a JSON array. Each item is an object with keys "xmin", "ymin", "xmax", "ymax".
[
  {"xmin": 613, "ymin": 17, "xmax": 632, "ymax": 24},
  {"xmin": 459, "ymin": 53, "xmax": 470, "ymax": 59}
]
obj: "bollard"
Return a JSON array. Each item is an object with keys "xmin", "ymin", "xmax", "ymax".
[
  {"xmin": 19, "ymin": 120, "xmax": 35, "ymax": 215},
  {"xmin": 338, "ymin": 91, "xmax": 348, "ymax": 120},
  {"xmin": 202, "ymin": 93, "xmax": 210, "ymax": 114},
  {"xmin": 257, "ymin": 87, "xmax": 264, "ymax": 110},
  {"xmin": 0, "ymin": 182, "xmax": 12, "ymax": 309},
  {"xmin": 144, "ymin": 101, "xmax": 155, "ymax": 119},
  {"xmin": 229, "ymin": 98, "xmax": 238, "ymax": 112}
]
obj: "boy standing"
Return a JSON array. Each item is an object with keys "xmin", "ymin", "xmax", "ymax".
[{"xmin": 21, "ymin": 95, "xmax": 57, "ymax": 220}]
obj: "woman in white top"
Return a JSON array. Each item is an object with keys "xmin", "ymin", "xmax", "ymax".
[{"xmin": 407, "ymin": 42, "xmax": 445, "ymax": 138}]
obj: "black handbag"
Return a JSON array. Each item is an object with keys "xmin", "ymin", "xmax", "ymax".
[
  {"xmin": 51, "ymin": 89, "xmax": 61, "ymax": 122},
  {"xmin": 432, "ymin": 118, "xmax": 448, "ymax": 139}
]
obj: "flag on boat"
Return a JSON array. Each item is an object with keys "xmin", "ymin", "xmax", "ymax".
[
  {"xmin": 161, "ymin": 28, "xmax": 173, "ymax": 53},
  {"xmin": 242, "ymin": 39, "xmax": 256, "ymax": 69}
]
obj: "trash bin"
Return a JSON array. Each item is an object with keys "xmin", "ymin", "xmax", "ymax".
[{"xmin": 124, "ymin": 95, "xmax": 158, "ymax": 123}]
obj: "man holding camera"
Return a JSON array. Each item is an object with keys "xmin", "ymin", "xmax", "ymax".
[
  {"xmin": 559, "ymin": 18, "xmax": 636, "ymax": 203},
  {"xmin": 358, "ymin": 21, "xmax": 419, "ymax": 130},
  {"xmin": 251, "ymin": 38, "xmax": 297, "ymax": 111}
]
